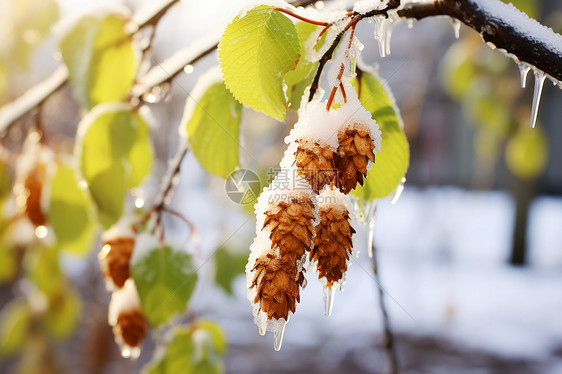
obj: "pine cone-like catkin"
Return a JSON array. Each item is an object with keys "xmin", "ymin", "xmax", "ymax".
[
  {"xmin": 336, "ymin": 123, "xmax": 376, "ymax": 194},
  {"xmin": 294, "ymin": 139, "xmax": 338, "ymax": 194},
  {"xmin": 310, "ymin": 204, "xmax": 355, "ymax": 288},
  {"xmin": 99, "ymin": 237, "xmax": 135, "ymax": 289},
  {"xmin": 250, "ymin": 197, "xmax": 315, "ymax": 321},
  {"xmin": 114, "ymin": 310, "xmax": 146, "ymax": 348},
  {"xmin": 23, "ymin": 164, "xmax": 47, "ymax": 227}
]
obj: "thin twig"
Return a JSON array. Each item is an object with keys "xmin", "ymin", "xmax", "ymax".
[{"xmin": 370, "ymin": 206, "xmax": 400, "ymax": 374}]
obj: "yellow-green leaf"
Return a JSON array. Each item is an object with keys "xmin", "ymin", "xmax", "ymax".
[
  {"xmin": 219, "ymin": 6, "xmax": 301, "ymax": 121},
  {"xmin": 58, "ymin": 13, "xmax": 137, "ymax": 108},
  {"xmin": 77, "ymin": 103, "xmax": 153, "ymax": 227},
  {"xmin": 351, "ymin": 72, "xmax": 409, "ymax": 201},
  {"xmin": 0, "ymin": 299, "xmax": 31, "ymax": 358},
  {"xmin": 44, "ymin": 286, "xmax": 82, "ymax": 339},
  {"xmin": 185, "ymin": 78, "xmax": 242, "ymax": 179},
  {"xmin": 506, "ymin": 127, "xmax": 548, "ymax": 180},
  {"xmin": 49, "ymin": 164, "xmax": 97, "ymax": 256}
]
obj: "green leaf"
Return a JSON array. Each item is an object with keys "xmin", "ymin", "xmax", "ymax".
[
  {"xmin": 58, "ymin": 13, "xmax": 137, "ymax": 108},
  {"xmin": 77, "ymin": 103, "xmax": 153, "ymax": 227},
  {"xmin": 441, "ymin": 40, "xmax": 477, "ymax": 100},
  {"xmin": 0, "ymin": 299, "xmax": 31, "ymax": 358},
  {"xmin": 131, "ymin": 245, "xmax": 198, "ymax": 328},
  {"xmin": 185, "ymin": 80, "xmax": 242, "ymax": 178},
  {"xmin": 144, "ymin": 326, "xmax": 194, "ymax": 374},
  {"xmin": 44, "ymin": 286, "xmax": 82, "ymax": 339},
  {"xmin": 219, "ymin": 6, "xmax": 301, "ymax": 121},
  {"xmin": 0, "ymin": 245, "xmax": 17, "ymax": 284},
  {"xmin": 285, "ymin": 22, "xmax": 321, "ymax": 111},
  {"xmin": 506, "ymin": 127, "xmax": 548, "ymax": 180},
  {"xmin": 26, "ymin": 246, "xmax": 64, "ymax": 296},
  {"xmin": 0, "ymin": 156, "xmax": 11, "ymax": 202},
  {"xmin": 351, "ymin": 72, "xmax": 409, "ymax": 201},
  {"xmin": 144, "ymin": 321, "xmax": 226, "ymax": 374},
  {"xmin": 49, "ymin": 164, "xmax": 97, "ymax": 256},
  {"xmin": 214, "ymin": 247, "xmax": 247, "ymax": 295}
]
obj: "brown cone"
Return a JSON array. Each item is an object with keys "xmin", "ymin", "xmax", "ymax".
[
  {"xmin": 114, "ymin": 310, "xmax": 146, "ymax": 348},
  {"xmin": 294, "ymin": 139, "xmax": 338, "ymax": 194},
  {"xmin": 310, "ymin": 204, "xmax": 355, "ymax": 288},
  {"xmin": 250, "ymin": 197, "xmax": 315, "ymax": 320},
  {"xmin": 100, "ymin": 238, "xmax": 135, "ymax": 288},
  {"xmin": 23, "ymin": 164, "xmax": 47, "ymax": 227},
  {"xmin": 336, "ymin": 124, "xmax": 376, "ymax": 194}
]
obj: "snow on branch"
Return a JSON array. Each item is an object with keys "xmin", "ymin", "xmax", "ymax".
[
  {"xmin": 0, "ymin": 0, "xmax": 183, "ymax": 136},
  {"xmin": 398, "ymin": 0, "xmax": 562, "ymax": 83}
]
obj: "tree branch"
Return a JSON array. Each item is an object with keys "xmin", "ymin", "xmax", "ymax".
[
  {"xmin": 398, "ymin": 0, "xmax": 562, "ymax": 82},
  {"xmin": 0, "ymin": 0, "xmax": 183, "ymax": 136},
  {"xmin": 0, "ymin": 0, "xmax": 322, "ymax": 137}
]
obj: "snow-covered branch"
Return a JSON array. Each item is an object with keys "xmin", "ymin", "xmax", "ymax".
[
  {"xmin": 398, "ymin": 0, "xmax": 562, "ymax": 82},
  {"xmin": 0, "ymin": 0, "xmax": 183, "ymax": 136}
]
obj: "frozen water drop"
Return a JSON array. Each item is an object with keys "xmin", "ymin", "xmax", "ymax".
[
  {"xmin": 391, "ymin": 177, "xmax": 406, "ymax": 204},
  {"xmin": 35, "ymin": 225, "xmax": 48, "ymax": 239},
  {"xmin": 530, "ymin": 70, "xmax": 546, "ymax": 129},
  {"xmin": 273, "ymin": 321, "xmax": 286, "ymax": 351},
  {"xmin": 407, "ymin": 19, "xmax": 414, "ymax": 29},
  {"xmin": 518, "ymin": 63, "xmax": 530, "ymax": 89},
  {"xmin": 323, "ymin": 286, "xmax": 335, "ymax": 316},
  {"xmin": 451, "ymin": 19, "xmax": 461, "ymax": 39},
  {"xmin": 367, "ymin": 204, "xmax": 376, "ymax": 258}
]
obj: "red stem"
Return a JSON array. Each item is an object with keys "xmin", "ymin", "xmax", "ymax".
[{"xmin": 274, "ymin": 8, "xmax": 329, "ymax": 26}]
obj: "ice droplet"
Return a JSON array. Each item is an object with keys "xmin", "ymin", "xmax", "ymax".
[
  {"xmin": 451, "ymin": 19, "xmax": 461, "ymax": 39},
  {"xmin": 120, "ymin": 345, "xmax": 141, "ymax": 359},
  {"xmin": 323, "ymin": 286, "xmax": 335, "ymax": 316},
  {"xmin": 367, "ymin": 203, "xmax": 376, "ymax": 258},
  {"xmin": 407, "ymin": 19, "xmax": 414, "ymax": 29},
  {"xmin": 530, "ymin": 70, "xmax": 546, "ymax": 129},
  {"xmin": 391, "ymin": 177, "xmax": 406, "ymax": 204},
  {"xmin": 273, "ymin": 321, "xmax": 286, "ymax": 351},
  {"xmin": 518, "ymin": 63, "xmax": 531, "ymax": 89}
]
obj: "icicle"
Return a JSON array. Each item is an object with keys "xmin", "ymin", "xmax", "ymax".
[
  {"xmin": 367, "ymin": 203, "xmax": 376, "ymax": 258},
  {"xmin": 373, "ymin": 17, "xmax": 386, "ymax": 58},
  {"xmin": 385, "ymin": 24, "xmax": 393, "ymax": 56},
  {"xmin": 323, "ymin": 286, "xmax": 336, "ymax": 316},
  {"xmin": 518, "ymin": 63, "xmax": 531, "ymax": 89},
  {"xmin": 451, "ymin": 19, "xmax": 461, "ymax": 39},
  {"xmin": 391, "ymin": 177, "xmax": 406, "ymax": 204},
  {"xmin": 530, "ymin": 70, "xmax": 546, "ymax": 129},
  {"xmin": 407, "ymin": 19, "xmax": 414, "ymax": 29},
  {"xmin": 273, "ymin": 321, "xmax": 286, "ymax": 351}
]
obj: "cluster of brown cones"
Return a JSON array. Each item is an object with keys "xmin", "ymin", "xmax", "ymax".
[
  {"xmin": 248, "ymin": 121, "xmax": 374, "ymax": 336},
  {"xmin": 99, "ymin": 227, "xmax": 146, "ymax": 358},
  {"xmin": 295, "ymin": 121, "xmax": 376, "ymax": 195},
  {"xmin": 250, "ymin": 197, "xmax": 315, "ymax": 321}
]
